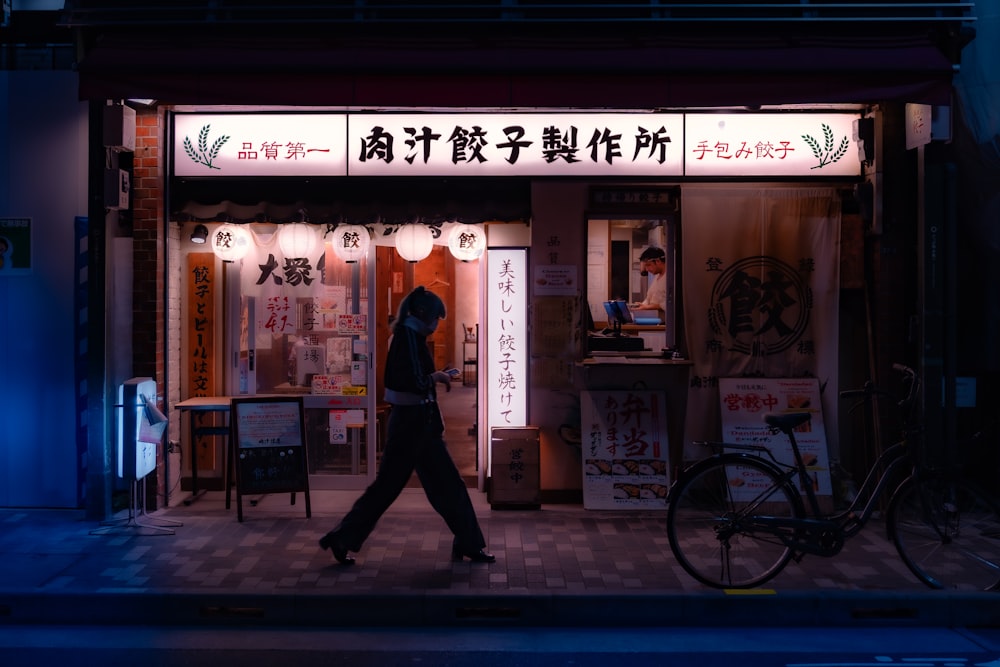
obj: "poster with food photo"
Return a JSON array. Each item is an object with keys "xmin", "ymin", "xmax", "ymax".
[
  {"xmin": 717, "ymin": 377, "xmax": 832, "ymax": 497},
  {"xmin": 581, "ymin": 390, "xmax": 669, "ymax": 510}
]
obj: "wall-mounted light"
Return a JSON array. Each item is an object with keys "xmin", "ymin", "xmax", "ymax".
[
  {"xmin": 190, "ymin": 224, "xmax": 209, "ymax": 244},
  {"xmin": 395, "ymin": 222, "xmax": 433, "ymax": 262},
  {"xmin": 278, "ymin": 221, "xmax": 318, "ymax": 259},
  {"xmin": 330, "ymin": 223, "xmax": 372, "ymax": 263},
  {"xmin": 210, "ymin": 223, "xmax": 252, "ymax": 262},
  {"xmin": 448, "ymin": 222, "xmax": 486, "ymax": 262}
]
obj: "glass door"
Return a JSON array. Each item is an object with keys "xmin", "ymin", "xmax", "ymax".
[{"xmin": 226, "ymin": 227, "xmax": 376, "ymax": 490}]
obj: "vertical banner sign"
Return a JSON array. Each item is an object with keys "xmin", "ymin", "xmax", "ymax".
[
  {"xmin": 582, "ymin": 390, "xmax": 670, "ymax": 510},
  {"xmin": 486, "ymin": 248, "xmax": 528, "ymax": 474},
  {"xmin": 680, "ymin": 187, "xmax": 841, "ymax": 462},
  {"xmin": 717, "ymin": 377, "xmax": 831, "ymax": 497},
  {"xmin": 186, "ymin": 253, "xmax": 217, "ymax": 469}
]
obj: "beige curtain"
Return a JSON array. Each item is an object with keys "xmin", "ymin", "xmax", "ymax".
[{"xmin": 681, "ymin": 185, "xmax": 842, "ymax": 462}]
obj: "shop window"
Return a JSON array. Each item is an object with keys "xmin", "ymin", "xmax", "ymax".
[{"xmin": 586, "ymin": 216, "xmax": 678, "ymax": 352}]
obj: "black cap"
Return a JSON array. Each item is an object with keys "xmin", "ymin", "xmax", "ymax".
[{"xmin": 639, "ymin": 246, "xmax": 665, "ymax": 262}]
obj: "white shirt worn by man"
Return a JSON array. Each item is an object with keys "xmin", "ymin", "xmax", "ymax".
[{"xmin": 639, "ymin": 271, "xmax": 667, "ymax": 317}]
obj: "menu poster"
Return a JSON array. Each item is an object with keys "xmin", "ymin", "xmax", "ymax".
[
  {"xmin": 581, "ymin": 390, "xmax": 670, "ymax": 510},
  {"xmin": 315, "ymin": 286, "xmax": 347, "ymax": 330},
  {"xmin": 230, "ymin": 396, "xmax": 311, "ymax": 521},
  {"xmin": 326, "ymin": 336, "xmax": 353, "ymax": 373},
  {"xmin": 717, "ymin": 377, "xmax": 832, "ymax": 497},
  {"xmin": 233, "ymin": 399, "xmax": 303, "ymax": 449}
]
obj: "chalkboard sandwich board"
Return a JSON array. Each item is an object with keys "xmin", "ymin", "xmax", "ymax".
[{"xmin": 230, "ymin": 396, "xmax": 311, "ymax": 522}]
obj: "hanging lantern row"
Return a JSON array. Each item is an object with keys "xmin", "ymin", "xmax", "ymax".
[
  {"xmin": 394, "ymin": 222, "xmax": 435, "ymax": 262},
  {"xmin": 447, "ymin": 223, "xmax": 486, "ymax": 262},
  {"xmin": 201, "ymin": 221, "xmax": 486, "ymax": 264},
  {"xmin": 210, "ymin": 223, "xmax": 252, "ymax": 262},
  {"xmin": 278, "ymin": 221, "xmax": 318, "ymax": 259},
  {"xmin": 330, "ymin": 223, "xmax": 372, "ymax": 263}
]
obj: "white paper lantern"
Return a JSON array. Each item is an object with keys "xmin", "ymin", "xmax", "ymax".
[
  {"xmin": 330, "ymin": 224, "xmax": 372, "ymax": 263},
  {"xmin": 210, "ymin": 223, "xmax": 252, "ymax": 262},
  {"xmin": 278, "ymin": 222, "xmax": 318, "ymax": 259},
  {"xmin": 394, "ymin": 223, "xmax": 433, "ymax": 262},
  {"xmin": 447, "ymin": 223, "xmax": 486, "ymax": 262}
]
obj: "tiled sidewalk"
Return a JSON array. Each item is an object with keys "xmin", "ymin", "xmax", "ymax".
[
  {"xmin": 4, "ymin": 488, "xmax": 998, "ymax": 629},
  {"xmin": 0, "ymin": 488, "xmax": 923, "ymax": 595}
]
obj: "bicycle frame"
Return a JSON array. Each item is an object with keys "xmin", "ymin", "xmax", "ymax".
[{"xmin": 708, "ymin": 429, "xmax": 916, "ymax": 556}]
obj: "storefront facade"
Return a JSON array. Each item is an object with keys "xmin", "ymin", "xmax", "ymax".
[{"xmin": 57, "ymin": 2, "xmax": 976, "ymax": 517}]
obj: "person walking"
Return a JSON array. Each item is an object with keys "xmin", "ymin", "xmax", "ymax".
[{"xmin": 319, "ymin": 286, "xmax": 495, "ymax": 565}]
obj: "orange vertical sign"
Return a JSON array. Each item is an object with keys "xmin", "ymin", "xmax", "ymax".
[{"xmin": 186, "ymin": 253, "xmax": 218, "ymax": 470}]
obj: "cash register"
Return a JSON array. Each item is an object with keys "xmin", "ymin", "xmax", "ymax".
[{"xmin": 587, "ymin": 300, "xmax": 645, "ymax": 352}]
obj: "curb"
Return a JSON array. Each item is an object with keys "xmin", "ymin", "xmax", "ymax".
[{"xmin": 2, "ymin": 589, "xmax": 998, "ymax": 628}]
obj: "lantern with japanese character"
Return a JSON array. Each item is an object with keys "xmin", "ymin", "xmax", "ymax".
[
  {"xmin": 210, "ymin": 223, "xmax": 252, "ymax": 262},
  {"xmin": 447, "ymin": 223, "xmax": 486, "ymax": 262},
  {"xmin": 330, "ymin": 223, "xmax": 371, "ymax": 263}
]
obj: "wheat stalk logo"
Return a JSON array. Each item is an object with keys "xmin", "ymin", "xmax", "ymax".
[
  {"xmin": 801, "ymin": 123, "xmax": 849, "ymax": 169},
  {"xmin": 183, "ymin": 124, "xmax": 230, "ymax": 170}
]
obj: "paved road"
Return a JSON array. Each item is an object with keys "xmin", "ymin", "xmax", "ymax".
[{"xmin": 2, "ymin": 625, "xmax": 1000, "ymax": 666}]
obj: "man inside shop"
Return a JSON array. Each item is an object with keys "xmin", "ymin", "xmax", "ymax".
[{"xmin": 630, "ymin": 246, "xmax": 667, "ymax": 322}]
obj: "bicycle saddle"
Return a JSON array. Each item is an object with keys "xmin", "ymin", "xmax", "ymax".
[{"xmin": 763, "ymin": 412, "xmax": 812, "ymax": 431}]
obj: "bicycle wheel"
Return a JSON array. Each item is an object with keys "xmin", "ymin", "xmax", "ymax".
[
  {"xmin": 889, "ymin": 474, "xmax": 1000, "ymax": 591},
  {"xmin": 667, "ymin": 454, "xmax": 803, "ymax": 588}
]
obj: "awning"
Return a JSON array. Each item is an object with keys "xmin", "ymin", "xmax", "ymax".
[{"xmin": 171, "ymin": 177, "xmax": 532, "ymax": 226}]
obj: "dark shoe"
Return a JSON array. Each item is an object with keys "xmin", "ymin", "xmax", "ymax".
[
  {"xmin": 452, "ymin": 546, "xmax": 496, "ymax": 563},
  {"xmin": 319, "ymin": 531, "xmax": 355, "ymax": 565}
]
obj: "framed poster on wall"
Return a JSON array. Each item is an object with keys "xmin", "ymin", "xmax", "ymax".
[{"xmin": 581, "ymin": 390, "xmax": 669, "ymax": 510}]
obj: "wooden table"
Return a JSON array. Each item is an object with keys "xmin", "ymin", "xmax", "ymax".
[{"xmin": 175, "ymin": 396, "xmax": 233, "ymax": 507}]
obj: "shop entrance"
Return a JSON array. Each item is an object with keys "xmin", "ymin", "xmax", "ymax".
[{"xmin": 378, "ymin": 244, "xmax": 481, "ymax": 488}]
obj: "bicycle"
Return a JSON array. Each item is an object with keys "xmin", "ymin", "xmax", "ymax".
[{"xmin": 666, "ymin": 364, "xmax": 1000, "ymax": 590}]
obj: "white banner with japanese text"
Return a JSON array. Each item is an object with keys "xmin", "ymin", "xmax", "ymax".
[{"xmin": 681, "ymin": 186, "xmax": 841, "ymax": 465}]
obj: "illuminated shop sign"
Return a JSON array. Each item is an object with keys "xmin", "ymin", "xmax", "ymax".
[
  {"xmin": 173, "ymin": 114, "xmax": 348, "ymax": 177},
  {"xmin": 347, "ymin": 113, "xmax": 684, "ymax": 176},
  {"xmin": 173, "ymin": 112, "xmax": 862, "ymax": 178},
  {"xmin": 684, "ymin": 113, "xmax": 860, "ymax": 177},
  {"xmin": 486, "ymin": 248, "xmax": 528, "ymax": 449}
]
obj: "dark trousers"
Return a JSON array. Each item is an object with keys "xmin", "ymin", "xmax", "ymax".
[{"xmin": 332, "ymin": 403, "xmax": 486, "ymax": 552}]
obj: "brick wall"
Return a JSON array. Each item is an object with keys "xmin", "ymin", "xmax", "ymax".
[{"xmin": 131, "ymin": 107, "xmax": 166, "ymax": 507}]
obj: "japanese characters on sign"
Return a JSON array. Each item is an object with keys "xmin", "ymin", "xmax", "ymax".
[
  {"xmin": 684, "ymin": 113, "xmax": 859, "ymax": 177},
  {"xmin": 717, "ymin": 377, "xmax": 832, "ymax": 497},
  {"xmin": 174, "ymin": 112, "xmax": 862, "ymax": 178},
  {"xmin": 186, "ymin": 253, "xmax": 216, "ymax": 399},
  {"xmin": 173, "ymin": 114, "xmax": 347, "ymax": 177},
  {"xmin": 233, "ymin": 399, "xmax": 304, "ymax": 449},
  {"xmin": 186, "ymin": 253, "xmax": 219, "ymax": 470},
  {"xmin": 581, "ymin": 390, "xmax": 670, "ymax": 510},
  {"xmin": 348, "ymin": 113, "xmax": 683, "ymax": 176},
  {"xmin": 486, "ymin": 249, "xmax": 527, "ymax": 442}
]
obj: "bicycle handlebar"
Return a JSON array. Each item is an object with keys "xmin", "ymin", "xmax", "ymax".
[{"xmin": 839, "ymin": 363, "xmax": 919, "ymax": 415}]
